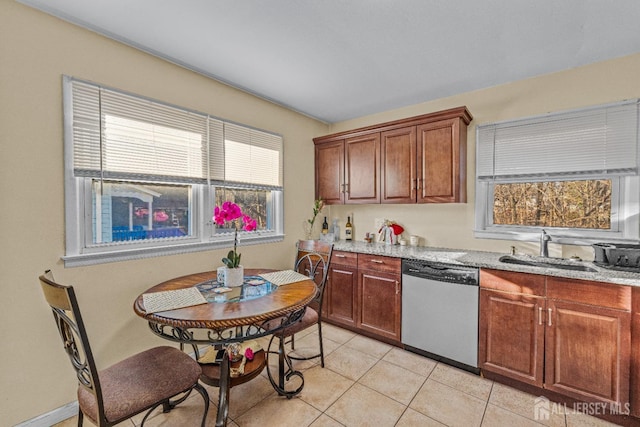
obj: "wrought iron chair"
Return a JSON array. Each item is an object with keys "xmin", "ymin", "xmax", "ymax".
[
  {"xmin": 265, "ymin": 240, "xmax": 333, "ymax": 397},
  {"xmin": 277, "ymin": 240, "xmax": 333, "ymax": 365},
  {"xmin": 39, "ymin": 271, "xmax": 209, "ymax": 427}
]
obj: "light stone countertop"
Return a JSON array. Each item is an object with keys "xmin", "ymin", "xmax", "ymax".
[{"xmin": 332, "ymin": 240, "xmax": 640, "ymax": 287}]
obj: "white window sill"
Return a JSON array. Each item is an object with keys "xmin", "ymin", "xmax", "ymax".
[{"xmin": 62, "ymin": 234, "xmax": 285, "ymax": 267}]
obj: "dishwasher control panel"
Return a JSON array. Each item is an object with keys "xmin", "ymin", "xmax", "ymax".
[{"xmin": 402, "ymin": 260, "xmax": 479, "ymax": 286}]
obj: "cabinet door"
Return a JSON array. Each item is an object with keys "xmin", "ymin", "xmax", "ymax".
[
  {"xmin": 380, "ymin": 126, "xmax": 416, "ymax": 204},
  {"xmin": 315, "ymin": 140, "xmax": 344, "ymax": 204},
  {"xmin": 358, "ymin": 270, "xmax": 401, "ymax": 342},
  {"xmin": 479, "ymin": 289, "xmax": 545, "ymax": 387},
  {"xmin": 631, "ymin": 287, "xmax": 640, "ymax": 416},
  {"xmin": 324, "ymin": 265, "xmax": 358, "ymax": 328},
  {"xmin": 417, "ymin": 119, "xmax": 466, "ymax": 203},
  {"xmin": 345, "ymin": 134, "xmax": 380, "ymax": 204},
  {"xmin": 545, "ymin": 299, "xmax": 630, "ymax": 405}
]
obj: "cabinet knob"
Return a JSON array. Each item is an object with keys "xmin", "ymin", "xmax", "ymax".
[
  {"xmin": 370, "ymin": 259, "xmax": 384, "ymax": 264},
  {"xmin": 548, "ymin": 308, "xmax": 553, "ymax": 326}
]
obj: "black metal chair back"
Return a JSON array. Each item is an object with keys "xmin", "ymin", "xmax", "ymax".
[
  {"xmin": 294, "ymin": 240, "xmax": 333, "ymax": 312},
  {"xmin": 39, "ymin": 271, "xmax": 106, "ymax": 424}
]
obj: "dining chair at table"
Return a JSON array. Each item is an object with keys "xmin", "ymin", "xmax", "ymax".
[
  {"xmin": 38, "ymin": 271, "xmax": 210, "ymax": 427},
  {"xmin": 279, "ymin": 239, "xmax": 333, "ymax": 367}
]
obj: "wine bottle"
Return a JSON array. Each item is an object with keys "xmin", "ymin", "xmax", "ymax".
[
  {"xmin": 345, "ymin": 216, "xmax": 353, "ymax": 241},
  {"xmin": 321, "ymin": 216, "xmax": 329, "ymax": 234}
]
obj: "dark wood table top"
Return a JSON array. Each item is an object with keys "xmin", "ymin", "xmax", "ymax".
[{"xmin": 133, "ymin": 268, "xmax": 317, "ymax": 330}]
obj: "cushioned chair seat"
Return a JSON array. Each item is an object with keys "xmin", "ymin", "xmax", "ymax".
[
  {"xmin": 78, "ymin": 346, "xmax": 202, "ymax": 424},
  {"xmin": 276, "ymin": 308, "xmax": 319, "ymax": 337}
]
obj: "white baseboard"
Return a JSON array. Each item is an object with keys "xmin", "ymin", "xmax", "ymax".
[{"xmin": 15, "ymin": 401, "xmax": 78, "ymax": 427}]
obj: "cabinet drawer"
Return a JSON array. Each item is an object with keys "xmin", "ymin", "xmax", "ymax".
[
  {"xmin": 547, "ymin": 276, "xmax": 631, "ymax": 311},
  {"xmin": 358, "ymin": 254, "xmax": 401, "ymax": 273},
  {"xmin": 480, "ymin": 269, "xmax": 545, "ymax": 297},
  {"xmin": 331, "ymin": 251, "xmax": 358, "ymax": 267}
]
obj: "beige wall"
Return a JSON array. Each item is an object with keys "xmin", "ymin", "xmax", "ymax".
[
  {"xmin": 326, "ymin": 53, "xmax": 640, "ymax": 260},
  {"xmin": 4, "ymin": 1, "xmax": 640, "ymax": 424},
  {"xmin": 0, "ymin": 3, "xmax": 328, "ymax": 425}
]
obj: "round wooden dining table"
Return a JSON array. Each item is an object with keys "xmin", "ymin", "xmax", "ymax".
[{"xmin": 133, "ymin": 268, "xmax": 317, "ymax": 427}]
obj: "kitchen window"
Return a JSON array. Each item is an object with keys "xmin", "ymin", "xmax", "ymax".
[
  {"xmin": 475, "ymin": 99, "xmax": 640, "ymax": 244},
  {"xmin": 63, "ymin": 76, "xmax": 284, "ymax": 267}
]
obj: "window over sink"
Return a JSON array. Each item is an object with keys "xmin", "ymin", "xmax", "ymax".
[{"xmin": 475, "ymin": 99, "xmax": 640, "ymax": 244}]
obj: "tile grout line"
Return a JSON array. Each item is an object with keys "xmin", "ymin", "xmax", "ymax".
[{"xmin": 477, "ymin": 381, "xmax": 494, "ymax": 427}]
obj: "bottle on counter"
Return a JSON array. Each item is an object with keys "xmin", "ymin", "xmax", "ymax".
[
  {"xmin": 332, "ymin": 219, "xmax": 340, "ymax": 241},
  {"xmin": 345, "ymin": 216, "xmax": 353, "ymax": 241},
  {"xmin": 321, "ymin": 216, "xmax": 329, "ymax": 234}
]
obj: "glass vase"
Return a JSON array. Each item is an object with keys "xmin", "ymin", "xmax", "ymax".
[{"xmin": 302, "ymin": 220, "xmax": 318, "ymax": 240}]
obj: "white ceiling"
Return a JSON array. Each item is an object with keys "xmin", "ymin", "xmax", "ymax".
[{"xmin": 18, "ymin": 0, "xmax": 640, "ymax": 123}]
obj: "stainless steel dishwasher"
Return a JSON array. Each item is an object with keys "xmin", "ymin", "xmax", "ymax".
[{"xmin": 401, "ymin": 259, "xmax": 479, "ymax": 372}]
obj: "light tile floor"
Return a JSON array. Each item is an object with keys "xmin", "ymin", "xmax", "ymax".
[{"xmin": 55, "ymin": 323, "xmax": 621, "ymax": 427}]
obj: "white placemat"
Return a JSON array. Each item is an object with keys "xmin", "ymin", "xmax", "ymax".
[
  {"xmin": 259, "ymin": 270, "xmax": 311, "ymax": 286},
  {"xmin": 142, "ymin": 287, "xmax": 207, "ymax": 313}
]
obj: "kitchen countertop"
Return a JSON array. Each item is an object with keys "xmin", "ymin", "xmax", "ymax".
[{"xmin": 332, "ymin": 240, "xmax": 640, "ymax": 287}]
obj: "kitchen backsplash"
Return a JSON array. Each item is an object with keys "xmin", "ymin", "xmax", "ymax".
[{"xmin": 325, "ymin": 204, "xmax": 595, "ymax": 261}]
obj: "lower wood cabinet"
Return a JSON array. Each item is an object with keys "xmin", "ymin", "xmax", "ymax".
[
  {"xmin": 323, "ymin": 250, "xmax": 401, "ymax": 344},
  {"xmin": 479, "ymin": 269, "xmax": 631, "ymax": 409},
  {"xmin": 358, "ymin": 254, "xmax": 402, "ymax": 342},
  {"xmin": 631, "ymin": 287, "xmax": 640, "ymax": 417},
  {"xmin": 480, "ymin": 286, "xmax": 545, "ymax": 387},
  {"xmin": 545, "ymin": 297, "xmax": 630, "ymax": 404},
  {"xmin": 324, "ymin": 251, "xmax": 358, "ymax": 328}
]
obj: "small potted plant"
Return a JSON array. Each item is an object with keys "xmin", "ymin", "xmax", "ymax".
[{"xmin": 213, "ymin": 201, "xmax": 257, "ymax": 287}]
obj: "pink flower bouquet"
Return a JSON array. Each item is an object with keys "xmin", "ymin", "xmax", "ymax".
[{"xmin": 214, "ymin": 201, "xmax": 257, "ymax": 268}]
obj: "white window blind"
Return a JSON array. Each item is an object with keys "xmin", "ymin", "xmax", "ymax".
[
  {"xmin": 208, "ymin": 119, "xmax": 225, "ymax": 183},
  {"xmin": 476, "ymin": 100, "xmax": 640, "ymax": 181},
  {"xmin": 71, "ymin": 80, "xmax": 211, "ymax": 183},
  {"xmin": 223, "ymin": 123, "xmax": 283, "ymax": 189},
  {"xmin": 68, "ymin": 77, "xmax": 282, "ymax": 187}
]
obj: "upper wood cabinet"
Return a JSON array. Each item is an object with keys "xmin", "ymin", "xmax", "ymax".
[
  {"xmin": 380, "ymin": 126, "xmax": 416, "ymax": 204},
  {"xmin": 345, "ymin": 134, "xmax": 380, "ymax": 204},
  {"xmin": 314, "ymin": 106, "xmax": 472, "ymax": 205},
  {"xmin": 417, "ymin": 119, "xmax": 467, "ymax": 203},
  {"xmin": 315, "ymin": 140, "xmax": 344, "ymax": 204}
]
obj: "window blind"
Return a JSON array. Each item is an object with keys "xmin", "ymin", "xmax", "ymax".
[
  {"xmin": 476, "ymin": 100, "xmax": 640, "ymax": 181},
  {"xmin": 68, "ymin": 77, "xmax": 283, "ymax": 188},
  {"xmin": 224, "ymin": 122, "xmax": 283, "ymax": 189},
  {"xmin": 208, "ymin": 119, "xmax": 225, "ymax": 184},
  {"xmin": 71, "ymin": 80, "xmax": 210, "ymax": 183}
]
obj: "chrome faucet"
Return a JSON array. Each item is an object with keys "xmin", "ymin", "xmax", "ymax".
[{"xmin": 540, "ymin": 229, "xmax": 551, "ymax": 257}]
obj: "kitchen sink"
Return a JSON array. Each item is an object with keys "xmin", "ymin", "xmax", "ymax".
[{"xmin": 498, "ymin": 255, "xmax": 598, "ymax": 273}]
